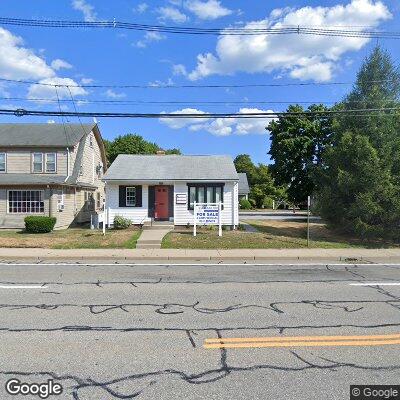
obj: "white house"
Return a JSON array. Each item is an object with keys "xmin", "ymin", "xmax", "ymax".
[{"xmin": 102, "ymin": 154, "xmax": 239, "ymax": 228}]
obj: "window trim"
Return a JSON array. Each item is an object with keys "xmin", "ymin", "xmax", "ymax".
[
  {"xmin": 32, "ymin": 152, "xmax": 44, "ymax": 173},
  {"xmin": 126, "ymin": 187, "xmax": 136, "ymax": 207},
  {"xmin": 45, "ymin": 152, "xmax": 57, "ymax": 173},
  {"xmin": 187, "ymin": 183, "xmax": 224, "ymax": 210},
  {"xmin": 7, "ymin": 190, "xmax": 45, "ymax": 214},
  {"xmin": 0, "ymin": 152, "xmax": 6, "ymax": 173}
]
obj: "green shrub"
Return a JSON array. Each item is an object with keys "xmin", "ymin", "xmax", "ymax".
[
  {"xmin": 262, "ymin": 196, "xmax": 274, "ymax": 209},
  {"xmin": 113, "ymin": 215, "xmax": 132, "ymax": 230},
  {"xmin": 239, "ymin": 198, "xmax": 252, "ymax": 209},
  {"xmin": 24, "ymin": 216, "xmax": 56, "ymax": 233},
  {"xmin": 237, "ymin": 224, "xmax": 246, "ymax": 231}
]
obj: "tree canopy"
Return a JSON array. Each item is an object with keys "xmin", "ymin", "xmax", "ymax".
[{"xmin": 105, "ymin": 134, "xmax": 181, "ymax": 164}]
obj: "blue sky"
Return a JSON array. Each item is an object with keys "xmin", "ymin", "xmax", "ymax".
[{"xmin": 0, "ymin": 0, "xmax": 399, "ymax": 164}]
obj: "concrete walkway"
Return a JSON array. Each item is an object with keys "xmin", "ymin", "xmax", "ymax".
[
  {"xmin": 0, "ymin": 247, "xmax": 400, "ymax": 263},
  {"xmin": 136, "ymin": 228, "xmax": 172, "ymax": 249}
]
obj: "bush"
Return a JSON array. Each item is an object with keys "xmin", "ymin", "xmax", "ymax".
[
  {"xmin": 237, "ymin": 223, "xmax": 246, "ymax": 231},
  {"xmin": 24, "ymin": 216, "xmax": 56, "ymax": 233},
  {"xmin": 262, "ymin": 196, "xmax": 274, "ymax": 209},
  {"xmin": 239, "ymin": 198, "xmax": 252, "ymax": 209},
  {"xmin": 113, "ymin": 215, "xmax": 132, "ymax": 230}
]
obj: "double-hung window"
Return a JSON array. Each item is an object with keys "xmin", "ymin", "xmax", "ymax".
[
  {"xmin": 32, "ymin": 153, "xmax": 43, "ymax": 173},
  {"xmin": 0, "ymin": 153, "xmax": 6, "ymax": 172},
  {"xmin": 45, "ymin": 153, "xmax": 56, "ymax": 173},
  {"xmin": 187, "ymin": 183, "xmax": 224, "ymax": 210},
  {"xmin": 126, "ymin": 187, "xmax": 136, "ymax": 207},
  {"xmin": 8, "ymin": 190, "xmax": 44, "ymax": 214}
]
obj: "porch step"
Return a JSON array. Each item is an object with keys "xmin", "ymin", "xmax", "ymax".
[{"xmin": 143, "ymin": 223, "xmax": 174, "ymax": 230}]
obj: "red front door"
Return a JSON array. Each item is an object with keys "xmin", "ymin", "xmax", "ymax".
[{"xmin": 155, "ymin": 186, "xmax": 169, "ymax": 220}]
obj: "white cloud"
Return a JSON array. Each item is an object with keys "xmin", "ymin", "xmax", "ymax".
[
  {"xmin": 159, "ymin": 107, "xmax": 275, "ymax": 136},
  {"xmin": 184, "ymin": 0, "xmax": 232, "ymax": 20},
  {"xmin": 135, "ymin": 31, "xmax": 166, "ymax": 48},
  {"xmin": 105, "ymin": 89, "xmax": 126, "ymax": 99},
  {"xmin": 27, "ymin": 77, "xmax": 87, "ymax": 101},
  {"xmin": 47, "ymin": 120, "xmax": 56, "ymax": 124},
  {"xmin": 172, "ymin": 64, "xmax": 187, "ymax": 76},
  {"xmin": 80, "ymin": 77, "xmax": 94, "ymax": 84},
  {"xmin": 72, "ymin": 0, "xmax": 97, "ymax": 22},
  {"xmin": 51, "ymin": 59, "xmax": 73, "ymax": 71},
  {"xmin": 188, "ymin": 0, "xmax": 391, "ymax": 82},
  {"xmin": 0, "ymin": 27, "xmax": 54, "ymax": 80},
  {"xmin": 133, "ymin": 3, "xmax": 148, "ymax": 13},
  {"xmin": 160, "ymin": 108, "xmax": 210, "ymax": 129},
  {"xmin": 157, "ymin": 6, "xmax": 188, "ymax": 23}
]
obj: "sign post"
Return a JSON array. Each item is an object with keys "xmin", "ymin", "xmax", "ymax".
[
  {"xmin": 218, "ymin": 201, "xmax": 222, "ymax": 237},
  {"xmin": 193, "ymin": 201, "xmax": 197, "ymax": 237}
]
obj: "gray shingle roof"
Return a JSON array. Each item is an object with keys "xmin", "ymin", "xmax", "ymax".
[
  {"xmin": 238, "ymin": 173, "xmax": 250, "ymax": 194},
  {"xmin": 103, "ymin": 155, "xmax": 239, "ymax": 181},
  {"xmin": 0, "ymin": 173, "xmax": 97, "ymax": 188},
  {"xmin": 0, "ymin": 123, "xmax": 95, "ymax": 147}
]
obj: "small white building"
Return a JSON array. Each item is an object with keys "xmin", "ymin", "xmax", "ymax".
[{"xmin": 102, "ymin": 154, "xmax": 239, "ymax": 228}]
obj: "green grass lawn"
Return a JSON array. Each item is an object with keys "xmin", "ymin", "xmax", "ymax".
[
  {"xmin": 162, "ymin": 219, "xmax": 396, "ymax": 249},
  {"xmin": 0, "ymin": 227, "xmax": 142, "ymax": 249}
]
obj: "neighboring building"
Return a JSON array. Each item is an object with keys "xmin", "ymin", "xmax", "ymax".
[
  {"xmin": 0, "ymin": 123, "xmax": 107, "ymax": 229},
  {"xmin": 238, "ymin": 173, "xmax": 250, "ymax": 200},
  {"xmin": 103, "ymin": 154, "xmax": 239, "ymax": 227}
]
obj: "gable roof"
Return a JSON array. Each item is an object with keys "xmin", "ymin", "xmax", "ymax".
[
  {"xmin": 238, "ymin": 173, "xmax": 250, "ymax": 194},
  {"xmin": 0, "ymin": 123, "xmax": 95, "ymax": 147},
  {"xmin": 103, "ymin": 155, "xmax": 239, "ymax": 181}
]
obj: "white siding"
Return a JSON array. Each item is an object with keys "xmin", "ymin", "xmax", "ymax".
[
  {"xmin": 107, "ymin": 184, "xmax": 150, "ymax": 225},
  {"xmin": 106, "ymin": 181, "xmax": 238, "ymax": 226},
  {"xmin": 173, "ymin": 181, "xmax": 236, "ymax": 226}
]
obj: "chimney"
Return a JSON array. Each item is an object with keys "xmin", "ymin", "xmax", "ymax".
[{"xmin": 156, "ymin": 150, "xmax": 166, "ymax": 155}]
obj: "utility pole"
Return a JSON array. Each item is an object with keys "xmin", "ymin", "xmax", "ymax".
[{"xmin": 307, "ymin": 196, "xmax": 310, "ymax": 247}]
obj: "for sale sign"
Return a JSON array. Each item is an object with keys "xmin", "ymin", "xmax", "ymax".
[{"xmin": 196, "ymin": 204, "xmax": 219, "ymax": 224}]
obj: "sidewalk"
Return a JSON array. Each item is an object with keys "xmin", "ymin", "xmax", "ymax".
[{"xmin": 0, "ymin": 247, "xmax": 400, "ymax": 263}]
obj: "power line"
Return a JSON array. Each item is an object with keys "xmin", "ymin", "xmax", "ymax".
[
  {"xmin": 3, "ymin": 107, "xmax": 399, "ymax": 119},
  {"xmin": 0, "ymin": 77, "xmax": 392, "ymax": 89},
  {"xmin": 0, "ymin": 17, "xmax": 399, "ymax": 39},
  {"xmin": 0, "ymin": 96, "xmax": 394, "ymax": 106}
]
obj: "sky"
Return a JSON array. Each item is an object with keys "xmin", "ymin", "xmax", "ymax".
[{"xmin": 0, "ymin": 0, "xmax": 399, "ymax": 164}]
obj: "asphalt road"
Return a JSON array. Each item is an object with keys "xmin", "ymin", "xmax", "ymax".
[{"xmin": 0, "ymin": 262, "xmax": 399, "ymax": 399}]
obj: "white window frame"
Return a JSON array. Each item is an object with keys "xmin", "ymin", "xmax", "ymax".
[
  {"xmin": 32, "ymin": 153, "xmax": 43, "ymax": 173},
  {"xmin": 57, "ymin": 189, "xmax": 65, "ymax": 211},
  {"xmin": 126, "ymin": 187, "xmax": 136, "ymax": 207},
  {"xmin": 7, "ymin": 190, "xmax": 45, "ymax": 214},
  {"xmin": 45, "ymin": 152, "xmax": 57, "ymax": 173},
  {"xmin": 0, "ymin": 152, "xmax": 6, "ymax": 173}
]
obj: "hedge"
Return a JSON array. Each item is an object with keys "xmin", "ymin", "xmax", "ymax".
[
  {"xmin": 24, "ymin": 216, "xmax": 57, "ymax": 233},
  {"xmin": 113, "ymin": 215, "xmax": 132, "ymax": 230},
  {"xmin": 239, "ymin": 198, "xmax": 252, "ymax": 209}
]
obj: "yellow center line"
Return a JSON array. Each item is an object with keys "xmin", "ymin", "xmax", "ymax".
[
  {"xmin": 204, "ymin": 333, "xmax": 400, "ymax": 349},
  {"xmin": 204, "ymin": 339, "xmax": 400, "ymax": 349}
]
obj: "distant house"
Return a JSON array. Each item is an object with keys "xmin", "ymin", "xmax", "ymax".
[
  {"xmin": 102, "ymin": 154, "xmax": 239, "ymax": 228},
  {"xmin": 238, "ymin": 173, "xmax": 250, "ymax": 200},
  {"xmin": 0, "ymin": 123, "xmax": 107, "ymax": 229}
]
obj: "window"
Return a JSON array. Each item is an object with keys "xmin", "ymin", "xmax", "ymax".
[
  {"xmin": 57, "ymin": 190, "xmax": 64, "ymax": 211},
  {"xmin": 96, "ymin": 192, "xmax": 101, "ymax": 209},
  {"xmin": 45, "ymin": 153, "xmax": 56, "ymax": 173},
  {"xmin": 126, "ymin": 187, "xmax": 136, "ymax": 206},
  {"xmin": 84, "ymin": 191, "xmax": 94, "ymax": 211},
  {"xmin": 8, "ymin": 190, "xmax": 44, "ymax": 214},
  {"xmin": 0, "ymin": 153, "xmax": 6, "ymax": 172},
  {"xmin": 187, "ymin": 183, "xmax": 224, "ymax": 210},
  {"xmin": 32, "ymin": 153, "xmax": 43, "ymax": 173}
]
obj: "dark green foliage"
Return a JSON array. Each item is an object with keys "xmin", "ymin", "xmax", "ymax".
[
  {"xmin": 315, "ymin": 46, "xmax": 400, "ymax": 239},
  {"xmin": 268, "ymin": 104, "xmax": 334, "ymax": 204},
  {"xmin": 234, "ymin": 154, "xmax": 286, "ymax": 208},
  {"xmin": 113, "ymin": 216, "xmax": 132, "ymax": 230},
  {"xmin": 106, "ymin": 134, "xmax": 181, "ymax": 164},
  {"xmin": 239, "ymin": 198, "xmax": 252, "ymax": 209},
  {"xmin": 24, "ymin": 216, "xmax": 56, "ymax": 233}
]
